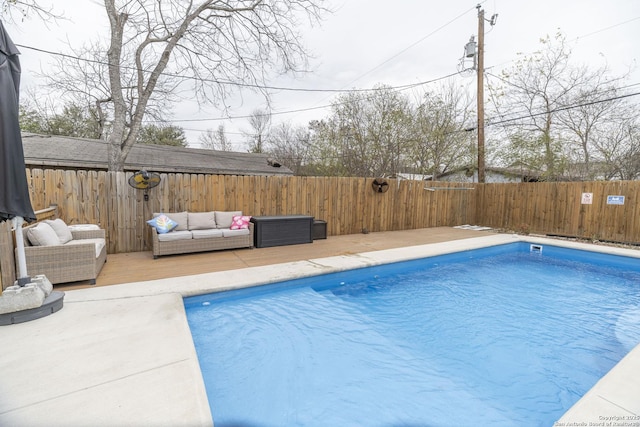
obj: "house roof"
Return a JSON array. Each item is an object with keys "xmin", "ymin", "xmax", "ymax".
[{"xmin": 21, "ymin": 133, "xmax": 293, "ymax": 176}]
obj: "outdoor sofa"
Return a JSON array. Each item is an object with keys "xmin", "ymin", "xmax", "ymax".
[
  {"xmin": 19, "ymin": 219, "xmax": 107, "ymax": 285},
  {"xmin": 149, "ymin": 211, "xmax": 253, "ymax": 259}
]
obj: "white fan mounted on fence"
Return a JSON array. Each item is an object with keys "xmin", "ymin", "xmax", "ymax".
[{"xmin": 128, "ymin": 170, "xmax": 161, "ymax": 200}]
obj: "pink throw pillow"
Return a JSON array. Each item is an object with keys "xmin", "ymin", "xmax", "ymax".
[{"xmin": 230, "ymin": 215, "xmax": 251, "ymax": 230}]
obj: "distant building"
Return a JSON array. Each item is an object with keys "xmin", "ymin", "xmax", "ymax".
[
  {"xmin": 21, "ymin": 133, "xmax": 293, "ymax": 176},
  {"xmin": 436, "ymin": 166, "xmax": 541, "ymax": 183}
]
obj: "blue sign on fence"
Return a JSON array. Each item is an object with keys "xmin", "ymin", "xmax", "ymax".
[{"xmin": 607, "ymin": 195, "xmax": 625, "ymax": 205}]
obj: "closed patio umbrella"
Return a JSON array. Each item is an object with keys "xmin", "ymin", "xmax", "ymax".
[{"xmin": 0, "ymin": 21, "xmax": 36, "ymax": 286}]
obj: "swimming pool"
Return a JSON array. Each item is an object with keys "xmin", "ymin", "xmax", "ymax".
[{"xmin": 185, "ymin": 242, "xmax": 640, "ymax": 426}]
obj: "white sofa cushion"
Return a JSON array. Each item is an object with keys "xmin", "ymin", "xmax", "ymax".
[
  {"xmin": 157, "ymin": 230, "xmax": 193, "ymax": 242},
  {"xmin": 191, "ymin": 229, "xmax": 224, "ymax": 239},
  {"xmin": 188, "ymin": 212, "xmax": 217, "ymax": 230},
  {"xmin": 44, "ymin": 219, "xmax": 74, "ymax": 244},
  {"xmin": 65, "ymin": 238, "xmax": 106, "ymax": 258},
  {"xmin": 215, "ymin": 211, "xmax": 242, "ymax": 229},
  {"xmin": 222, "ymin": 228, "xmax": 250, "ymax": 237},
  {"xmin": 27, "ymin": 222, "xmax": 61, "ymax": 246}
]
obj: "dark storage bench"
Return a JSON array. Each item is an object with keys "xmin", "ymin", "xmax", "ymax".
[{"xmin": 250, "ymin": 215, "xmax": 314, "ymax": 248}]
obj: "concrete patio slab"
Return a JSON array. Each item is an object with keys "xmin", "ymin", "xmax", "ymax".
[{"xmin": 0, "ymin": 293, "xmax": 211, "ymax": 427}]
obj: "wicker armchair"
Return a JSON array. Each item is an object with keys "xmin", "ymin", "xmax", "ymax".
[{"xmin": 19, "ymin": 226, "xmax": 107, "ymax": 285}]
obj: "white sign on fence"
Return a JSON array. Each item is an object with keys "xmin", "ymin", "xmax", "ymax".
[
  {"xmin": 607, "ymin": 195, "xmax": 625, "ymax": 205},
  {"xmin": 581, "ymin": 193, "xmax": 593, "ymax": 205}
]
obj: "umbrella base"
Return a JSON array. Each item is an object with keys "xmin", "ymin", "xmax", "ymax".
[
  {"xmin": 0, "ymin": 291, "xmax": 64, "ymax": 325},
  {"xmin": 16, "ymin": 276, "xmax": 32, "ymax": 287}
]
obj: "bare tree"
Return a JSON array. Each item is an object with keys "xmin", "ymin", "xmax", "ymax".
[
  {"xmin": 41, "ymin": 41, "xmax": 179, "ymax": 141},
  {"xmin": 408, "ymin": 82, "xmax": 475, "ymax": 180},
  {"xmin": 490, "ymin": 32, "xmax": 637, "ymax": 181},
  {"xmin": 310, "ymin": 86, "xmax": 412, "ymax": 177},
  {"xmin": 591, "ymin": 112, "xmax": 640, "ymax": 180},
  {"xmin": 555, "ymin": 63, "xmax": 634, "ymax": 179},
  {"xmin": 267, "ymin": 122, "xmax": 311, "ymax": 175},
  {"xmin": 101, "ymin": 0, "xmax": 327, "ymax": 170},
  {"xmin": 48, "ymin": 0, "xmax": 329, "ymax": 171},
  {"xmin": 199, "ymin": 124, "xmax": 233, "ymax": 151},
  {"xmin": 489, "ymin": 33, "xmax": 582, "ymax": 180},
  {"xmin": 1, "ymin": 0, "xmax": 59, "ymax": 22},
  {"xmin": 39, "ymin": 42, "xmax": 113, "ymax": 140},
  {"xmin": 244, "ymin": 108, "xmax": 272, "ymax": 153}
]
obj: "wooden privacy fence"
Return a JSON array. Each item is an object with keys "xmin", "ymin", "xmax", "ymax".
[
  {"xmin": 17, "ymin": 169, "xmax": 640, "ymax": 254},
  {"xmin": 23, "ymin": 169, "xmax": 477, "ymax": 254},
  {"xmin": 476, "ymin": 181, "xmax": 640, "ymax": 243}
]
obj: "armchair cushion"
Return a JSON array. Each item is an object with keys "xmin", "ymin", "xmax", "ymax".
[
  {"xmin": 27, "ymin": 222, "xmax": 61, "ymax": 247},
  {"xmin": 45, "ymin": 218, "xmax": 74, "ymax": 244},
  {"xmin": 65, "ymin": 238, "xmax": 106, "ymax": 258}
]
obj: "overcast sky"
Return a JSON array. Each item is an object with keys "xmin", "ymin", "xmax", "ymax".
[{"xmin": 5, "ymin": 0, "xmax": 640, "ymax": 149}]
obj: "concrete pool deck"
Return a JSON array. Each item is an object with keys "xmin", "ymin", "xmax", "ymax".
[{"xmin": 1, "ymin": 233, "xmax": 638, "ymax": 426}]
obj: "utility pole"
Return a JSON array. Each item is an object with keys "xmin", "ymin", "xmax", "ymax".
[
  {"xmin": 461, "ymin": 5, "xmax": 496, "ymax": 183},
  {"xmin": 477, "ymin": 5, "xmax": 485, "ymax": 183}
]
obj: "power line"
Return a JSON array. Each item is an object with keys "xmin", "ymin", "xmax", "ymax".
[
  {"xmin": 17, "ymin": 9, "xmax": 639, "ymax": 139},
  {"xmin": 15, "ymin": 42, "xmax": 453, "ymax": 95},
  {"xmin": 484, "ymin": 72, "xmax": 640, "ymax": 125},
  {"xmin": 16, "ymin": 41, "xmax": 462, "ymax": 131},
  {"xmin": 14, "ymin": 2, "xmax": 480, "ymax": 124},
  {"xmin": 286, "ymin": 3, "xmax": 485, "ymax": 122},
  {"xmin": 481, "ymin": 15, "xmax": 640, "ymax": 78},
  {"xmin": 164, "ymin": 72, "xmax": 461, "ymax": 124},
  {"xmin": 485, "ymin": 90, "xmax": 640, "ymax": 128},
  {"xmin": 323, "ymin": 2, "xmax": 486, "ymax": 93}
]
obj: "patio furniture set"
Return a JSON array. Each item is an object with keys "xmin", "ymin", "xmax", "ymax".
[{"xmin": 15, "ymin": 212, "xmax": 326, "ymax": 286}]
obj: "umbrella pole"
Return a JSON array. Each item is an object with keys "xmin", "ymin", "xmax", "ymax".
[{"xmin": 11, "ymin": 216, "xmax": 31, "ymax": 287}]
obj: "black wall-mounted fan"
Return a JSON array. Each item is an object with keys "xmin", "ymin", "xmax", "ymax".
[{"xmin": 128, "ymin": 170, "xmax": 161, "ymax": 200}]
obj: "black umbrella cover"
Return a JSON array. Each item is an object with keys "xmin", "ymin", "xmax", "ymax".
[{"xmin": 0, "ymin": 21, "xmax": 35, "ymax": 223}]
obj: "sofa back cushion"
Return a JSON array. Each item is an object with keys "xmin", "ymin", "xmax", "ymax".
[
  {"xmin": 188, "ymin": 212, "xmax": 217, "ymax": 230},
  {"xmin": 154, "ymin": 211, "xmax": 188, "ymax": 231},
  {"xmin": 27, "ymin": 222, "xmax": 62, "ymax": 246},
  {"xmin": 215, "ymin": 211, "xmax": 242, "ymax": 229},
  {"xmin": 44, "ymin": 218, "xmax": 74, "ymax": 244}
]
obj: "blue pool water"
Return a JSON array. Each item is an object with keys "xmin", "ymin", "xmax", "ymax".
[{"xmin": 184, "ymin": 243, "xmax": 640, "ymax": 427}]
